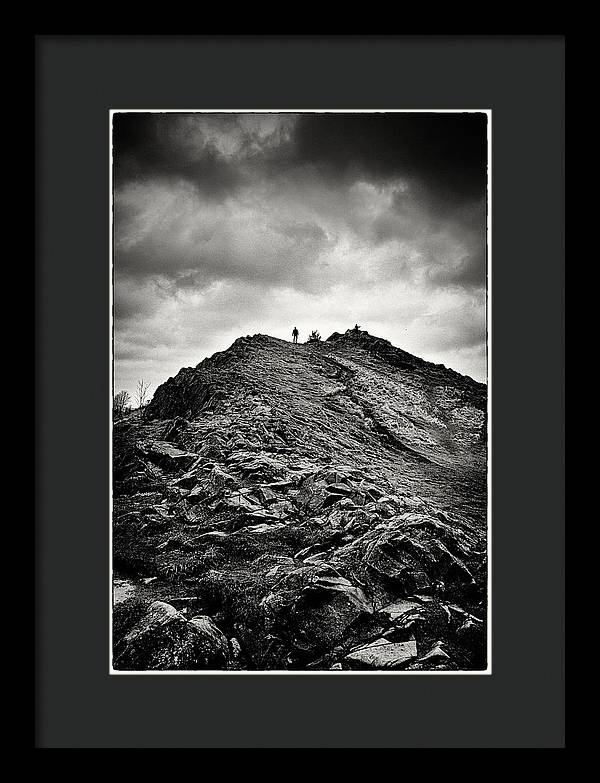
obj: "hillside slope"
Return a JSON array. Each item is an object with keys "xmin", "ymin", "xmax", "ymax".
[{"xmin": 113, "ymin": 329, "xmax": 488, "ymax": 672}]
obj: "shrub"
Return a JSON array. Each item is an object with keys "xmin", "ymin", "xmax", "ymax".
[{"xmin": 113, "ymin": 390, "xmax": 131, "ymax": 419}]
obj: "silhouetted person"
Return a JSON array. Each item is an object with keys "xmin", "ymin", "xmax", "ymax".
[
  {"xmin": 354, "ymin": 323, "xmax": 361, "ymax": 332},
  {"xmin": 292, "ymin": 326, "xmax": 299, "ymax": 344}
]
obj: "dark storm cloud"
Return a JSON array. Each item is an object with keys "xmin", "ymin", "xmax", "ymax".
[
  {"xmin": 112, "ymin": 112, "xmax": 488, "ymax": 293},
  {"xmin": 113, "ymin": 113, "xmax": 245, "ymax": 198},
  {"xmin": 114, "ymin": 112, "xmax": 487, "ymax": 209},
  {"xmin": 291, "ymin": 112, "xmax": 487, "ymax": 208},
  {"xmin": 370, "ymin": 190, "xmax": 487, "ymax": 289}
]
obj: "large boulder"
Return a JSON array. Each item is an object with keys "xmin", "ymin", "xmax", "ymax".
[
  {"xmin": 289, "ymin": 574, "xmax": 373, "ymax": 660},
  {"xmin": 113, "ymin": 601, "xmax": 229, "ymax": 671},
  {"xmin": 345, "ymin": 637, "xmax": 418, "ymax": 669},
  {"xmin": 386, "ymin": 598, "xmax": 451, "ymax": 645},
  {"xmin": 136, "ymin": 441, "xmax": 197, "ymax": 473}
]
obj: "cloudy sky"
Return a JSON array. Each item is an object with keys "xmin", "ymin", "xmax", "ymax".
[{"xmin": 113, "ymin": 111, "xmax": 488, "ymax": 403}]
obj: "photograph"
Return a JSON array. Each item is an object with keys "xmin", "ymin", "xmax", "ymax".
[{"xmin": 110, "ymin": 110, "xmax": 490, "ymax": 673}]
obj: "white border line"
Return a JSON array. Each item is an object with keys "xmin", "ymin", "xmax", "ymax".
[{"xmin": 109, "ymin": 109, "xmax": 492, "ymax": 675}]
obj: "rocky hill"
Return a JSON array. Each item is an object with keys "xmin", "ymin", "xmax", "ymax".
[{"xmin": 112, "ymin": 328, "xmax": 488, "ymax": 672}]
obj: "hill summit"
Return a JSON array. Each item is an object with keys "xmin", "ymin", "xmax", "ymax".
[{"xmin": 113, "ymin": 328, "xmax": 487, "ymax": 672}]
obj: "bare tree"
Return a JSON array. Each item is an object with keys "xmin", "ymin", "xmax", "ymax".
[
  {"xmin": 113, "ymin": 390, "xmax": 131, "ymax": 419},
  {"xmin": 135, "ymin": 379, "xmax": 151, "ymax": 410}
]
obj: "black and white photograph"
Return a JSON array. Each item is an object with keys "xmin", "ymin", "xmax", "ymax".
[{"xmin": 111, "ymin": 110, "xmax": 490, "ymax": 673}]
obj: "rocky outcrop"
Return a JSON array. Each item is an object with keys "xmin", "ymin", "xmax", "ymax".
[
  {"xmin": 113, "ymin": 601, "xmax": 229, "ymax": 670},
  {"xmin": 113, "ymin": 330, "xmax": 487, "ymax": 671}
]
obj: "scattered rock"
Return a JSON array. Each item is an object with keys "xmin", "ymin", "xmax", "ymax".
[
  {"xmin": 417, "ymin": 640, "xmax": 451, "ymax": 665},
  {"xmin": 240, "ymin": 523, "xmax": 286, "ymax": 535},
  {"xmin": 381, "ymin": 598, "xmax": 424, "ymax": 619},
  {"xmin": 345, "ymin": 637, "xmax": 418, "ymax": 669},
  {"xmin": 291, "ymin": 575, "xmax": 373, "ymax": 658},
  {"xmin": 326, "ymin": 484, "xmax": 353, "ymax": 496},
  {"xmin": 136, "ymin": 441, "xmax": 197, "ymax": 473}
]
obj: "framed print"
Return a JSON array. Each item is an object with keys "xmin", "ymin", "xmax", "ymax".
[{"xmin": 36, "ymin": 34, "xmax": 564, "ymax": 747}]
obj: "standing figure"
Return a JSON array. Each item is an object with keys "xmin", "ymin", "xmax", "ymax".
[{"xmin": 292, "ymin": 326, "xmax": 299, "ymax": 344}]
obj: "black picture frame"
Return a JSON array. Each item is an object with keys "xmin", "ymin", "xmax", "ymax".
[{"xmin": 35, "ymin": 34, "xmax": 565, "ymax": 748}]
